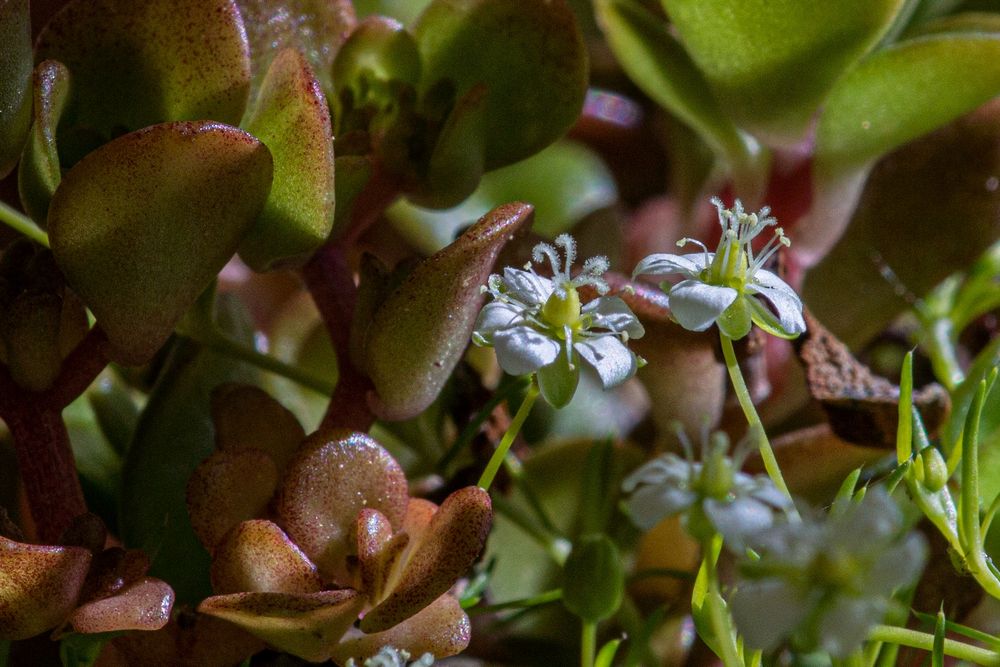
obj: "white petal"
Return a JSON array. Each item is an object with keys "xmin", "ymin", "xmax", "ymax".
[
  {"xmin": 817, "ymin": 597, "xmax": 885, "ymax": 658},
  {"xmin": 633, "ymin": 253, "xmax": 711, "ymax": 279},
  {"xmin": 574, "ymin": 335, "xmax": 638, "ymax": 388},
  {"xmin": 474, "ymin": 301, "xmax": 527, "ymax": 337},
  {"xmin": 625, "ymin": 486, "xmax": 697, "ymax": 530},
  {"xmin": 492, "ymin": 327, "xmax": 560, "ymax": 376},
  {"xmin": 748, "ymin": 271, "xmax": 805, "ymax": 335},
  {"xmin": 581, "ymin": 296, "xmax": 645, "ymax": 338},
  {"xmin": 622, "ymin": 455, "xmax": 691, "ymax": 492},
  {"xmin": 704, "ymin": 498, "xmax": 776, "ymax": 548},
  {"xmin": 730, "ymin": 579, "xmax": 811, "ymax": 652},
  {"xmin": 503, "ymin": 268, "xmax": 553, "ymax": 305},
  {"xmin": 667, "ymin": 280, "xmax": 738, "ymax": 331},
  {"xmin": 865, "ymin": 533, "xmax": 927, "ymax": 595}
]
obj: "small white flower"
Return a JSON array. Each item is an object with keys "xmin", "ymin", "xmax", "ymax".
[
  {"xmin": 633, "ymin": 198, "xmax": 805, "ymax": 340},
  {"xmin": 730, "ymin": 488, "xmax": 927, "ymax": 658},
  {"xmin": 473, "ymin": 234, "xmax": 645, "ymax": 408},
  {"xmin": 622, "ymin": 428, "xmax": 793, "ymax": 546},
  {"xmin": 345, "ymin": 647, "xmax": 434, "ymax": 667}
]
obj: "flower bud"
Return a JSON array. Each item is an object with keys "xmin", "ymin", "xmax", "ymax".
[{"xmin": 919, "ymin": 446, "xmax": 949, "ymax": 492}]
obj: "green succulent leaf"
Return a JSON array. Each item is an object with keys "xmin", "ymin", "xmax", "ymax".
[
  {"xmin": 910, "ymin": 11, "xmax": 1000, "ymax": 37},
  {"xmin": 236, "ymin": 0, "xmax": 355, "ymax": 102},
  {"xmin": 332, "ymin": 16, "xmax": 422, "ymax": 95},
  {"xmin": 414, "ymin": 0, "xmax": 587, "ymax": 169},
  {"xmin": 365, "ymin": 202, "xmax": 534, "ymax": 420},
  {"xmin": 816, "ymin": 33, "xmax": 1000, "ymax": 176},
  {"xmin": 0, "ymin": 0, "xmax": 32, "ymax": 179},
  {"xmin": 662, "ymin": 0, "xmax": 904, "ymax": 145},
  {"xmin": 18, "ymin": 60, "xmax": 70, "ymax": 225},
  {"xmin": 35, "ymin": 0, "xmax": 251, "ymax": 141},
  {"xmin": 562, "ymin": 534, "xmax": 625, "ymax": 622},
  {"xmin": 48, "ymin": 121, "xmax": 273, "ymax": 364},
  {"xmin": 240, "ymin": 48, "xmax": 335, "ymax": 271}
]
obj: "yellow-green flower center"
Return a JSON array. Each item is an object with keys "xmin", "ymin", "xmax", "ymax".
[
  {"xmin": 542, "ymin": 284, "xmax": 582, "ymax": 329},
  {"xmin": 707, "ymin": 237, "xmax": 748, "ymax": 289}
]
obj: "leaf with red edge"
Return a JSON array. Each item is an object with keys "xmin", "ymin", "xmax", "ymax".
[
  {"xmin": 210, "ymin": 520, "xmax": 322, "ymax": 595},
  {"xmin": 239, "ymin": 48, "xmax": 335, "ymax": 271},
  {"xmin": 187, "ymin": 450, "xmax": 279, "ymax": 553},
  {"xmin": 361, "ymin": 487, "xmax": 491, "ymax": 633},
  {"xmin": 331, "ymin": 594, "xmax": 470, "ymax": 663},
  {"xmin": 0, "ymin": 536, "xmax": 91, "ymax": 640},
  {"xmin": 48, "ymin": 121, "xmax": 273, "ymax": 364},
  {"xmin": 364, "ymin": 202, "xmax": 534, "ymax": 420},
  {"xmin": 35, "ymin": 0, "xmax": 250, "ymax": 140},
  {"xmin": 211, "ymin": 383, "xmax": 305, "ymax": 473},
  {"xmin": 198, "ymin": 589, "xmax": 364, "ymax": 662},
  {"xmin": 67, "ymin": 577, "xmax": 174, "ymax": 634},
  {"xmin": 277, "ymin": 431, "xmax": 409, "ymax": 582}
]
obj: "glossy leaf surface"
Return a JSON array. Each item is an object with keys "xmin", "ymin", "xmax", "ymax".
[{"xmin": 18, "ymin": 60, "xmax": 69, "ymax": 226}]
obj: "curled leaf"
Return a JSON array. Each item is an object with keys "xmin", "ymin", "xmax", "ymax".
[
  {"xmin": 18, "ymin": 60, "xmax": 70, "ymax": 224},
  {"xmin": 210, "ymin": 520, "xmax": 322, "ymax": 595},
  {"xmin": 365, "ymin": 202, "xmax": 534, "ymax": 420}
]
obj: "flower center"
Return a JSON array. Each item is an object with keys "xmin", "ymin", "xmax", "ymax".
[
  {"xmin": 707, "ymin": 234, "xmax": 749, "ymax": 290},
  {"xmin": 542, "ymin": 284, "xmax": 582, "ymax": 329}
]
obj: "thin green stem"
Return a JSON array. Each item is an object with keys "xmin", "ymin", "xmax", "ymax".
[
  {"xmin": 0, "ymin": 201, "xmax": 49, "ymax": 248},
  {"xmin": 186, "ymin": 333, "xmax": 335, "ymax": 396},
  {"xmin": 718, "ymin": 333, "xmax": 792, "ymax": 501},
  {"xmin": 868, "ymin": 625, "xmax": 1000, "ymax": 666},
  {"xmin": 492, "ymin": 497, "xmax": 571, "ymax": 565},
  {"xmin": 436, "ymin": 376, "xmax": 529, "ymax": 474},
  {"xmin": 478, "ymin": 381, "xmax": 540, "ymax": 490},
  {"xmin": 925, "ymin": 318, "xmax": 964, "ymax": 391},
  {"xmin": 701, "ymin": 540, "xmax": 743, "ymax": 667},
  {"xmin": 469, "ymin": 588, "xmax": 562, "ymax": 615},
  {"xmin": 581, "ymin": 620, "xmax": 597, "ymax": 667}
]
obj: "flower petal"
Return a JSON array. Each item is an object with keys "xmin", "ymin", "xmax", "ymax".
[
  {"xmin": 667, "ymin": 280, "xmax": 738, "ymax": 332},
  {"xmin": 748, "ymin": 270, "xmax": 806, "ymax": 336},
  {"xmin": 633, "ymin": 253, "xmax": 710, "ymax": 279},
  {"xmin": 582, "ymin": 296, "xmax": 645, "ymax": 338},
  {"xmin": 624, "ymin": 486, "xmax": 697, "ymax": 530},
  {"xmin": 574, "ymin": 335, "xmax": 638, "ymax": 388},
  {"xmin": 817, "ymin": 596, "xmax": 886, "ymax": 658},
  {"xmin": 474, "ymin": 300, "xmax": 527, "ymax": 339},
  {"xmin": 703, "ymin": 498, "xmax": 776, "ymax": 548},
  {"xmin": 730, "ymin": 579, "xmax": 811, "ymax": 652},
  {"xmin": 502, "ymin": 267, "xmax": 553, "ymax": 305},
  {"xmin": 492, "ymin": 326, "xmax": 561, "ymax": 376}
]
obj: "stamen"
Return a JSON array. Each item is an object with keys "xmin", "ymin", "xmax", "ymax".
[
  {"xmin": 532, "ymin": 242, "xmax": 562, "ymax": 277},
  {"xmin": 749, "ymin": 228, "xmax": 789, "ymax": 275},
  {"xmin": 678, "ymin": 237, "xmax": 711, "ymax": 268},
  {"xmin": 672, "ymin": 421, "xmax": 695, "ymax": 463},
  {"xmin": 555, "ymin": 234, "xmax": 577, "ymax": 277}
]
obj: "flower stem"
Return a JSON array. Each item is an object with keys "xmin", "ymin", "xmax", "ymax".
[
  {"xmin": 701, "ymin": 539, "xmax": 743, "ymax": 667},
  {"xmin": 478, "ymin": 381, "xmax": 540, "ymax": 490},
  {"xmin": 0, "ymin": 201, "xmax": 49, "ymax": 248},
  {"xmin": 718, "ymin": 332, "xmax": 792, "ymax": 501},
  {"xmin": 581, "ymin": 620, "xmax": 597, "ymax": 667},
  {"xmin": 868, "ymin": 625, "xmax": 1000, "ymax": 666}
]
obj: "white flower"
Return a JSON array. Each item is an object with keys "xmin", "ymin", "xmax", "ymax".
[
  {"xmin": 730, "ymin": 488, "xmax": 927, "ymax": 658},
  {"xmin": 345, "ymin": 647, "xmax": 434, "ymax": 667},
  {"xmin": 473, "ymin": 234, "xmax": 644, "ymax": 408},
  {"xmin": 633, "ymin": 198, "xmax": 805, "ymax": 340},
  {"xmin": 622, "ymin": 428, "xmax": 793, "ymax": 546}
]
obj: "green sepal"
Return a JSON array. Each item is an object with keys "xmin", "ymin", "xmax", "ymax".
[
  {"xmin": 537, "ymin": 351, "xmax": 580, "ymax": 410},
  {"xmin": 747, "ymin": 295, "xmax": 799, "ymax": 340},
  {"xmin": 716, "ymin": 296, "xmax": 752, "ymax": 340}
]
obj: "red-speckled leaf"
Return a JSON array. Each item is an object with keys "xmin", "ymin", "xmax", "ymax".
[
  {"xmin": 236, "ymin": 0, "xmax": 355, "ymax": 101},
  {"xmin": 211, "ymin": 383, "xmax": 305, "ymax": 473},
  {"xmin": 0, "ymin": 0, "xmax": 32, "ymax": 178},
  {"xmin": 401, "ymin": 498, "xmax": 436, "ymax": 549},
  {"xmin": 361, "ymin": 486, "xmax": 491, "ymax": 633},
  {"xmin": 277, "ymin": 432, "xmax": 408, "ymax": 582},
  {"xmin": 414, "ymin": 0, "xmax": 587, "ymax": 169},
  {"xmin": 186, "ymin": 450, "xmax": 279, "ymax": 553},
  {"xmin": 356, "ymin": 509, "xmax": 408, "ymax": 603},
  {"xmin": 805, "ymin": 100, "xmax": 1000, "ymax": 348},
  {"xmin": 0, "ymin": 536, "xmax": 91, "ymax": 640},
  {"xmin": 210, "ymin": 520, "xmax": 322, "ymax": 595},
  {"xmin": 198, "ymin": 589, "xmax": 364, "ymax": 662},
  {"xmin": 67, "ymin": 577, "xmax": 174, "ymax": 634},
  {"xmin": 331, "ymin": 594, "xmax": 470, "ymax": 663},
  {"xmin": 365, "ymin": 202, "xmax": 534, "ymax": 420},
  {"xmin": 48, "ymin": 121, "xmax": 273, "ymax": 364},
  {"xmin": 17, "ymin": 59, "xmax": 69, "ymax": 224},
  {"xmin": 35, "ymin": 0, "xmax": 250, "ymax": 138},
  {"xmin": 239, "ymin": 48, "xmax": 335, "ymax": 271}
]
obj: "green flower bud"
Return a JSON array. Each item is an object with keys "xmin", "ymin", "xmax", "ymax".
[
  {"xmin": 919, "ymin": 446, "xmax": 949, "ymax": 493},
  {"xmin": 562, "ymin": 534, "xmax": 625, "ymax": 622}
]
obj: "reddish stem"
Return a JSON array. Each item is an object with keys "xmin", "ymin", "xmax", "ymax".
[{"xmin": 302, "ymin": 167, "xmax": 401, "ymax": 432}]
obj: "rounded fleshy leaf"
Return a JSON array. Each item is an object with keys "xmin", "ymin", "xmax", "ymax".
[
  {"xmin": 186, "ymin": 450, "xmax": 279, "ymax": 553},
  {"xmin": 35, "ymin": 0, "xmax": 250, "ymax": 138},
  {"xmin": 662, "ymin": 0, "xmax": 903, "ymax": 144},
  {"xmin": 0, "ymin": 536, "xmax": 91, "ymax": 640},
  {"xmin": 67, "ymin": 578, "xmax": 174, "ymax": 634},
  {"xmin": 239, "ymin": 48, "xmax": 335, "ymax": 271},
  {"xmin": 235, "ymin": 0, "xmax": 355, "ymax": 101},
  {"xmin": 331, "ymin": 594, "xmax": 470, "ymax": 663},
  {"xmin": 356, "ymin": 509, "xmax": 408, "ymax": 603},
  {"xmin": 48, "ymin": 121, "xmax": 273, "ymax": 364},
  {"xmin": 0, "ymin": 0, "xmax": 32, "ymax": 178},
  {"xmin": 17, "ymin": 59, "xmax": 70, "ymax": 224},
  {"xmin": 277, "ymin": 431, "xmax": 408, "ymax": 582},
  {"xmin": 332, "ymin": 16, "xmax": 422, "ymax": 93},
  {"xmin": 361, "ymin": 486, "xmax": 491, "ymax": 633},
  {"xmin": 414, "ymin": 0, "xmax": 587, "ymax": 168},
  {"xmin": 211, "ymin": 383, "xmax": 306, "ymax": 473},
  {"xmin": 210, "ymin": 520, "xmax": 322, "ymax": 595},
  {"xmin": 806, "ymin": 100, "xmax": 1000, "ymax": 348},
  {"xmin": 198, "ymin": 589, "xmax": 364, "ymax": 662},
  {"xmin": 365, "ymin": 202, "xmax": 534, "ymax": 420}
]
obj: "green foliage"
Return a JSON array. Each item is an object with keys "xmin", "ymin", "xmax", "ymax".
[{"xmin": 562, "ymin": 534, "xmax": 625, "ymax": 622}]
